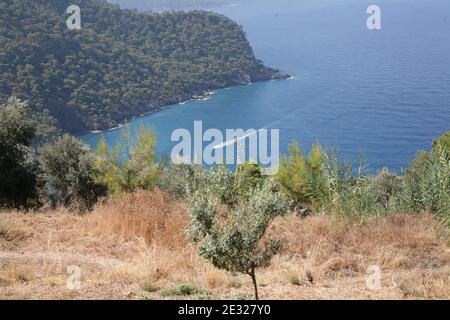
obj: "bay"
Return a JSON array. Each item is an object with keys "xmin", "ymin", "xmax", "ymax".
[{"xmin": 81, "ymin": 0, "xmax": 450, "ymax": 172}]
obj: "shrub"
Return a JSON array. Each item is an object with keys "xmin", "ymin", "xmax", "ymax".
[
  {"xmin": 321, "ymin": 150, "xmax": 395, "ymax": 219},
  {"xmin": 276, "ymin": 141, "xmax": 329, "ymax": 208},
  {"xmin": 432, "ymin": 131, "xmax": 450, "ymax": 160},
  {"xmin": 321, "ymin": 148, "xmax": 358, "ymax": 205},
  {"xmin": 235, "ymin": 162, "xmax": 266, "ymax": 193},
  {"xmin": 160, "ymin": 284, "xmax": 198, "ymax": 297},
  {"xmin": 400, "ymin": 150, "xmax": 450, "ymax": 220},
  {"xmin": 336, "ymin": 168, "xmax": 404, "ymax": 219},
  {"xmin": 0, "ymin": 97, "xmax": 39, "ymax": 208},
  {"xmin": 187, "ymin": 170, "xmax": 291, "ymax": 300},
  {"xmin": 156, "ymin": 163, "xmax": 205, "ymax": 199},
  {"xmin": 290, "ymin": 276, "xmax": 301, "ymax": 286},
  {"xmin": 369, "ymin": 167, "xmax": 403, "ymax": 209},
  {"xmin": 38, "ymin": 134, "xmax": 107, "ymax": 210},
  {"xmin": 94, "ymin": 125, "xmax": 160, "ymax": 196},
  {"xmin": 158, "ymin": 163, "xmax": 267, "ymax": 203}
]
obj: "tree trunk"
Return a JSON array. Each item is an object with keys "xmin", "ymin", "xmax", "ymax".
[{"xmin": 249, "ymin": 268, "xmax": 259, "ymax": 300}]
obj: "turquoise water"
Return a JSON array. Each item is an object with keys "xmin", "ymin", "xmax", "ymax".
[{"xmin": 81, "ymin": 0, "xmax": 450, "ymax": 172}]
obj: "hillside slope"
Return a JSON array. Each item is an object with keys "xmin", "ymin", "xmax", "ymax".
[
  {"xmin": 108, "ymin": 0, "xmax": 229, "ymax": 11},
  {"xmin": 0, "ymin": 0, "xmax": 287, "ymax": 133},
  {"xmin": 0, "ymin": 190, "xmax": 448, "ymax": 300}
]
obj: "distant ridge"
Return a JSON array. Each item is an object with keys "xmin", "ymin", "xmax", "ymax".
[{"xmin": 108, "ymin": 0, "xmax": 232, "ymax": 11}]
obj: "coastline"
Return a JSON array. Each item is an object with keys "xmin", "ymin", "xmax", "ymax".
[
  {"xmin": 86, "ymin": 91, "xmax": 216, "ymax": 135},
  {"xmin": 83, "ymin": 75, "xmax": 291, "ymax": 136}
]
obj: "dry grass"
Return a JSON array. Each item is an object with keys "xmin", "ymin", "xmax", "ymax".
[
  {"xmin": 88, "ymin": 189, "xmax": 188, "ymax": 248},
  {"xmin": 0, "ymin": 189, "xmax": 448, "ymax": 300}
]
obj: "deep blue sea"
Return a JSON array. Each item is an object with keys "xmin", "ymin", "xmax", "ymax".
[{"xmin": 81, "ymin": 0, "xmax": 450, "ymax": 173}]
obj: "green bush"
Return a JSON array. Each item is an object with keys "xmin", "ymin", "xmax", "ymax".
[
  {"xmin": 235, "ymin": 162, "xmax": 266, "ymax": 191},
  {"xmin": 94, "ymin": 125, "xmax": 160, "ymax": 196},
  {"xmin": 0, "ymin": 97, "xmax": 39, "ymax": 208},
  {"xmin": 319, "ymin": 137, "xmax": 449, "ymax": 222},
  {"xmin": 38, "ymin": 134, "xmax": 106, "ymax": 210},
  {"xmin": 321, "ymin": 150, "xmax": 400, "ymax": 219},
  {"xmin": 158, "ymin": 162, "xmax": 267, "ymax": 203},
  {"xmin": 369, "ymin": 167, "xmax": 403, "ymax": 209},
  {"xmin": 432, "ymin": 131, "xmax": 450, "ymax": 160},
  {"xmin": 276, "ymin": 141, "xmax": 329, "ymax": 208},
  {"xmin": 399, "ymin": 151, "xmax": 450, "ymax": 219},
  {"xmin": 321, "ymin": 148, "xmax": 356, "ymax": 206},
  {"xmin": 156, "ymin": 163, "xmax": 205, "ymax": 199},
  {"xmin": 160, "ymin": 284, "xmax": 199, "ymax": 298},
  {"xmin": 392, "ymin": 132, "xmax": 450, "ymax": 223}
]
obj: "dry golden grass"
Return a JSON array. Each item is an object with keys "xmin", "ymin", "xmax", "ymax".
[
  {"xmin": 88, "ymin": 189, "xmax": 188, "ymax": 248},
  {"xmin": 0, "ymin": 189, "xmax": 448, "ymax": 300}
]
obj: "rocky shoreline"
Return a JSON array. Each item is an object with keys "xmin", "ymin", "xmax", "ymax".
[{"xmin": 85, "ymin": 68, "xmax": 291, "ymax": 135}]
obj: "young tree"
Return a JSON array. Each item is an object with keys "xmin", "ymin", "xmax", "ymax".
[
  {"xmin": 38, "ymin": 134, "xmax": 106, "ymax": 210},
  {"xmin": 0, "ymin": 97, "xmax": 38, "ymax": 208},
  {"xmin": 187, "ymin": 166, "xmax": 290, "ymax": 300},
  {"xmin": 275, "ymin": 141, "xmax": 329, "ymax": 208},
  {"xmin": 94, "ymin": 125, "xmax": 160, "ymax": 195}
]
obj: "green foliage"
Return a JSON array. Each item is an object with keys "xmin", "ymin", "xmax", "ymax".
[
  {"xmin": 321, "ymin": 150, "xmax": 370, "ymax": 219},
  {"xmin": 0, "ymin": 97, "xmax": 39, "ymax": 208},
  {"xmin": 321, "ymin": 150, "xmax": 404, "ymax": 219},
  {"xmin": 370, "ymin": 167, "xmax": 403, "ymax": 209},
  {"xmin": 160, "ymin": 284, "xmax": 200, "ymax": 298},
  {"xmin": 94, "ymin": 125, "xmax": 159, "ymax": 195},
  {"xmin": 398, "ymin": 282, "xmax": 422, "ymax": 298},
  {"xmin": 0, "ymin": 0, "xmax": 281, "ymax": 133},
  {"xmin": 157, "ymin": 162, "xmax": 267, "ymax": 202},
  {"xmin": 30, "ymin": 109, "xmax": 60, "ymax": 143},
  {"xmin": 187, "ymin": 166, "xmax": 291, "ymax": 300},
  {"xmin": 321, "ymin": 148, "xmax": 356, "ymax": 205},
  {"xmin": 38, "ymin": 134, "xmax": 107, "ymax": 210},
  {"xmin": 432, "ymin": 131, "xmax": 450, "ymax": 160},
  {"xmin": 320, "ymin": 142, "xmax": 449, "ymax": 222},
  {"xmin": 235, "ymin": 162, "xmax": 266, "ymax": 194},
  {"xmin": 276, "ymin": 141, "xmax": 329, "ymax": 208},
  {"xmin": 110, "ymin": 0, "xmax": 223, "ymax": 11},
  {"xmin": 376, "ymin": 132, "xmax": 450, "ymax": 224},
  {"xmin": 235, "ymin": 293, "xmax": 247, "ymax": 300},
  {"xmin": 156, "ymin": 163, "xmax": 205, "ymax": 199},
  {"xmin": 399, "ymin": 150, "xmax": 450, "ymax": 220},
  {"xmin": 290, "ymin": 276, "xmax": 301, "ymax": 286}
]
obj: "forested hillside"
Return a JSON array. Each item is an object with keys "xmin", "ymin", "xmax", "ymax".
[
  {"xmin": 0, "ymin": 0, "xmax": 287, "ymax": 133},
  {"xmin": 108, "ymin": 0, "xmax": 228, "ymax": 11}
]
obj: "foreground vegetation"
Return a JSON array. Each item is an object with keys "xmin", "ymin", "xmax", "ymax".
[
  {"xmin": 0, "ymin": 193, "xmax": 448, "ymax": 300},
  {"xmin": 0, "ymin": 97, "xmax": 449, "ymax": 299}
]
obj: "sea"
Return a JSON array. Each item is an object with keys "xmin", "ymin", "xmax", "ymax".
[{"xmin": 81, "ymin": 0, "xmax": 450, "ymax": 173}]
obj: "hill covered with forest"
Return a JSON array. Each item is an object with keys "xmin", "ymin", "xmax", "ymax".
[
  {"xmin": 108, "ymin": 0, "xmax": 230, "ymax": 11},
  {"xmin": 0, "ymin": 0, "xmax": 287, "ymax": 133}
]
